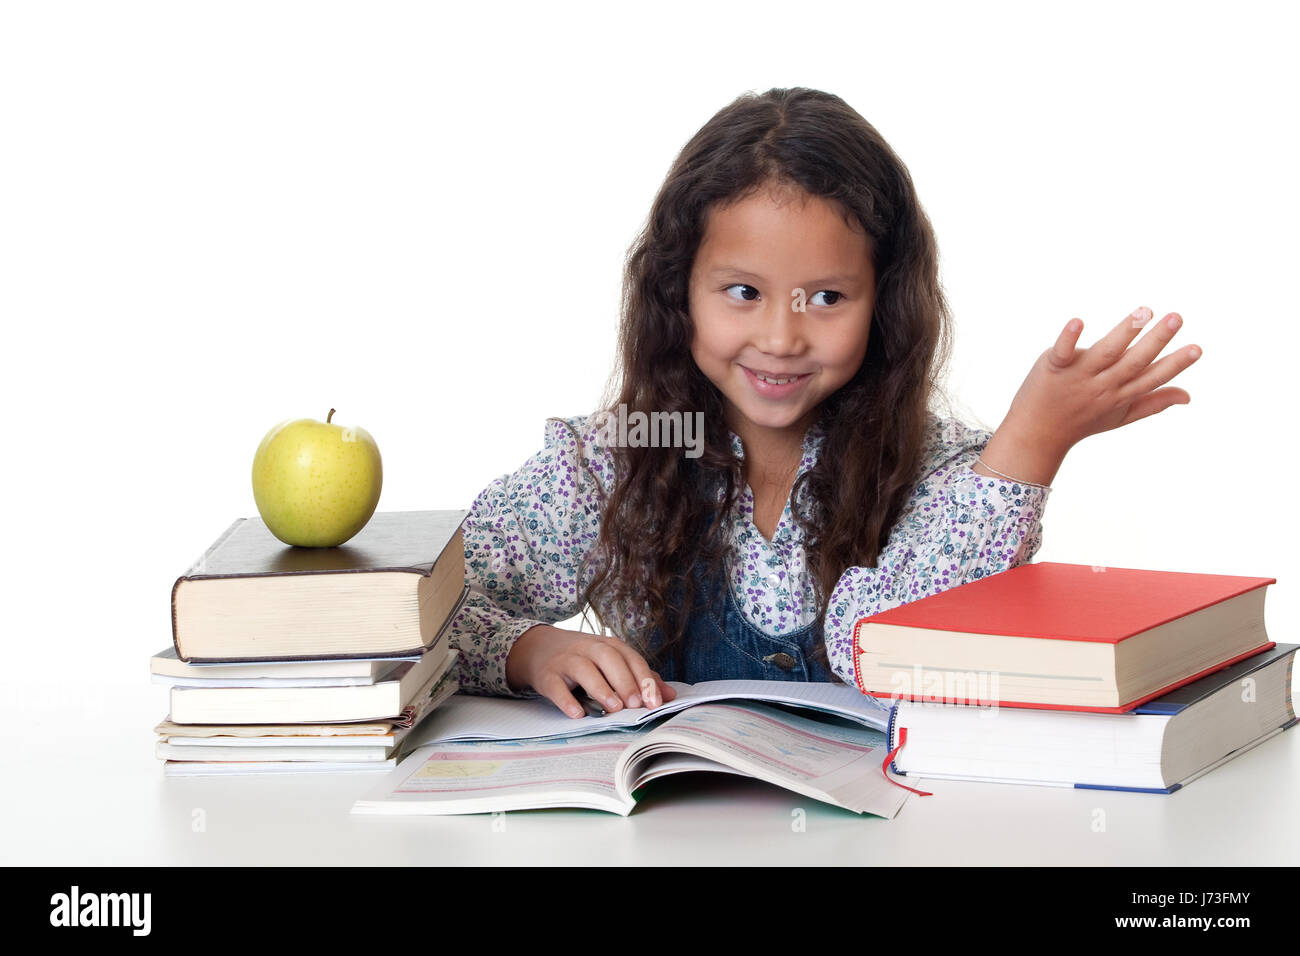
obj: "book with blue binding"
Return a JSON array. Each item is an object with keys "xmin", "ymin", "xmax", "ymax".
[{"xmin": 884, "ymin": 643, "xmax": 1297, "ymax": 794}]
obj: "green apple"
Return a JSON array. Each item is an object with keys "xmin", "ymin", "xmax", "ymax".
[{"xmin": 251, "ymin": 408, "xmax": 382, "ymax": 547}]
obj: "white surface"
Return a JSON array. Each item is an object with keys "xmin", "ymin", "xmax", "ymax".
[{"xmin": 1, "ymin": 689, "xmax": 1295, "ymax": 865}]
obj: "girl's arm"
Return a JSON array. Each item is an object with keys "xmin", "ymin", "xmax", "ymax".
[
  {"xmin": 822, "ymin": 416, "xmax": 1051, "ymax": 686},
  {"xmin": 824, "ymin": 305, "xmax": 1200, "ymax": 687},
  {"xmin": 446, "ymin": 415, "xmax": 607, "ymax": 698},
  {"xmin": 449, "ymin": 414, "xmax": 675, "ymax": 716},
  {"xmin": 973, "ymin": 305, "xmax": 1198, "ymax": 487}
]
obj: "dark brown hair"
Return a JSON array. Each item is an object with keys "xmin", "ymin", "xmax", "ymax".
[{"xmin": 553, "ymin": 86, "xmax": 957, "ymax": 674}]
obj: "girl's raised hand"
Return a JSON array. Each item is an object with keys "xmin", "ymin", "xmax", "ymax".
[
  {"xmin": 505, "ymin": 625, "xmax": 678, "ymax": 719},
  {"xmin": 1000, "ymin": 306, "xmax": 1201, "ymax": 458}
]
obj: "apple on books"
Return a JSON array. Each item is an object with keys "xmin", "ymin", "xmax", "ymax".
[{"xmin": 251, "ymin": 408, "xmax": 382, "ymax": 548}]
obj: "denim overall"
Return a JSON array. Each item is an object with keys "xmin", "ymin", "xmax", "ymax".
[{"xmin": 642, "ymin": 517, "xmax": 837, "ymax": 684}]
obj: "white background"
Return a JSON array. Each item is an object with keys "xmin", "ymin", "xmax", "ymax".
[{"xmin": 1, "ymin": 0, "xmax": 1296, "ymax": 865}]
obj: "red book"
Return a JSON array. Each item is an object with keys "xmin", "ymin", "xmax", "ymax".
[{"xmin": 852, "ymin": 562, "xmax": 1276, "ymax": 713}]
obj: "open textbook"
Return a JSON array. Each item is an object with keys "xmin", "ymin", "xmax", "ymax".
[
  {"xmin": 353, "ymin": 690, "xmax": 909, "ymax": 819},
  {"xmin": 401, "ymin": 678, "xmax": 891, "ymax": 746}
]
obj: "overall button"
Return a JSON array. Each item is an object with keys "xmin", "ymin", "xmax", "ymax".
[{"xmin": 766, "ymin": 652, "xmax": 798, "ymax": 670}]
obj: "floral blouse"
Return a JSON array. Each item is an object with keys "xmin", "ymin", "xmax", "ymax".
[{"xmin": 446, "ymin": 411, "xmax": 1052, "ymax": 698}]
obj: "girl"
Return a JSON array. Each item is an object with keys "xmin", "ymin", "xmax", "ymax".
[{"xmin": 447, "ymin": 87, "xmax": 1200, "ymax": 720}]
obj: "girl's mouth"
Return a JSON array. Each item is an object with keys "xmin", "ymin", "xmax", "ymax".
[{"xmin": 741, "ymin": 366, "xmax": 812, "ymax": 398}]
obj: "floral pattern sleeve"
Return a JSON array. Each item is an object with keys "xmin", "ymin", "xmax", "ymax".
[
  {"xmin": 445, "ymin": 415, "xmax": 610, "ymax": 698},
  {"xmin": 821, "ymin": 416, "xmax": 1053, "ymax": 687}
]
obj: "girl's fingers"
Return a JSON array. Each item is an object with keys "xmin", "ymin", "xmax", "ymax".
[
  {"xmin": 1105, "ymin": 312, "xmax": 1190, "ymax": 388},
  {"xmin": 562, "ymin": 656, "xmax": 623, "ymax": 715},
  {"xmin": 607, "ymin": 641, "xmax": 671, "ymax": 709},
  {"xmin": 1078, "ymin": 306, "xmax": 1154, "ymax": 375},
  {"xmin": 612, "ymin": 640, "xmax": 680, "ymax": 708},
  {"xmin": 588, "ymin": 639, "xmax": 646, "ymax": 708},
  {"xmin": 657, "ymin": 674, "xmax": 678, "ymax": 703},
  {"xmin": 1049, "ymin": 317, "xmax": 1085, "ymax": 366},
  {"xmin": 1117, "ymin": 387, "xmax": 1191, "ymax": 429},
  {"xmin": 1116, "ymin": 341, "xmax": 1201, "ymax": 405},
  {"xmin": 536, "ymin": 637, "xmax": 681, "ymax": 719},
  {"xmin": 532, "ymin": 672, "xmax": 591, "ymax": 720}
]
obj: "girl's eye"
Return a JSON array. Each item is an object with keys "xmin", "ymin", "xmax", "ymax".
[
  {"xmin": 723, "ymin": 284, "xmax": 760, "ymax": 302},
  {"xmin": 722, "ymin": 285, "xmax": 844, "ymax": 306}
]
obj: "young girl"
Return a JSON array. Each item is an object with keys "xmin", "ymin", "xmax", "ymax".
[{"xmin": 446, "ymin": 87, "xmax": 1200, "ymax": 720}]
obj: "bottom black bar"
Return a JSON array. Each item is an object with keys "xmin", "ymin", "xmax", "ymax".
[{"xmin": 2, "ymin": 865, "xmax": 1285, "ymax": 940}]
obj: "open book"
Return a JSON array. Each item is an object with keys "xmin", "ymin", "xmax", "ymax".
[
  {"xmin": 352, "ymin": 688, "xmax": 910, "ymax": 819},
  {"xmin": 399, "ymin": 678, "xmax": 891, "ymax": 745}
]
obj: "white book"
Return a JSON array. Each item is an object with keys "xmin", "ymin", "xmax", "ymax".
[
  {"xmin": 155, "ymin": 673, "xmax": 461, "ymax": 774},
  {"xmin": 150, "ymin": 646, "xmax": 418, "ymax": 680},
  {"xmin": 151, "ymin": 664, "xmax": 400, "ymax": 689},
  {"xmin": 164, "ymin": 760, "xmax": 396, "ymax": 775},
  {"xmin": 162, "ymin": 733, "xmax": 397, "ymax": 748},
  {"xmin": 154, "ymin": 718, "xmax": 396, "ymax": 738},
  {"xmin": 168, "ymin": 647, "xmax": 456, "ymax": 724},
  {"xmin": 157, "ymin": 741, "xmax": 392, "ymax": 761},
  {"xmin": 885, "ymin": 644, "xmax": 1298, "ymax": 793}
]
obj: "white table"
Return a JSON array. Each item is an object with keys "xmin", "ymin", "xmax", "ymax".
[{"xmin": 3, "ymin": 690, "xmax": 1296, "ymax": 866}]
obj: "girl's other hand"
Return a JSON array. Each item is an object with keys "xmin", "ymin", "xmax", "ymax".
[
  {"xmin": 1001, "ymin": 306, "xmax": 1201, "ymax": 458},
  {"xmin": 505, "ymin": 625, "xmax": 678, "ymax": 719}
]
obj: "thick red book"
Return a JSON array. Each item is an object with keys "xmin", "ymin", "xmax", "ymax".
[{"xmin": 852, "ymin": 561, "xmax": 1276, "ymax": 713}]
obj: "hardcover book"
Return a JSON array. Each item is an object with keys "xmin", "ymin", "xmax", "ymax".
[
  {"xmin": 885, "ymin": 643, "xmax": 1298, "ymax": 793},
  {"xmin": 171, "ymin": 509, "xmax": 469, "ymax": 662},
  {"xmin": 853, "ymin": 561, "xmax": 1276, "ymax": 712}
]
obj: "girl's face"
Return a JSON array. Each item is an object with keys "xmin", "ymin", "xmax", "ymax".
[{"xmin": 688, "ymin": 184, "xmax": 875, "ymax": 455}]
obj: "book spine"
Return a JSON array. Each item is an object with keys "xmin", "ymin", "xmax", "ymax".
[
  {"xmin": 1286, "ymin": 655, "xmax": 1296, "ymax": 722},
  {"xmin": 851, "ymin": 619, "xmax": 865, "ymax": 694},
  {"xmin": 886, "ymin": 700, "xmax": 902, "ymax": 775},
  {"xmin": 1073, "ymin": 782, "xmax": 1178, "ymax": 794}
]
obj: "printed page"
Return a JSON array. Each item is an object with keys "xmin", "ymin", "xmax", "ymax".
[
  {"xmin": 351, "ymin": 731, "xmax": 648, "ymax": 815},
  {"xmin": 618, "ymin": 702, "xmax": 908, "ymax": 819},
  {"xmin": 403, "ymin": 679, "xmax": 889, "ymax": 751}
]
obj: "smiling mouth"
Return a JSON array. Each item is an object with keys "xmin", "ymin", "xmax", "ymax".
[{"xmin": 741, "ymin": 367, "xmax": 811, "ymax": 386}]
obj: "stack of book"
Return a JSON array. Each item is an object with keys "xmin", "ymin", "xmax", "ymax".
[
  {"xmin": 153, "ymin": 510, "xmax": 469, "ymax": 775},
  {"xmin": 852, "ymin": 562, "xmax": 1297, "ymax": 794}
]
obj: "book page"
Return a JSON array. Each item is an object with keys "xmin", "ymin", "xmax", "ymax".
[
  {"xmin": 353, "ymin": 703, "xmax": 910, "ymax": 818},
  {"xmin": 352, "ymin": 731, "xmax": 647, "ymax": 815},
  {"xmin": 151, "ymin": 673, "xmax": 384, "ymax": 688},
  {"xmin": 153, "ymin": 719, "xmax": 396, "ymax": 737},
  {"xmin": 403, "ymin": 679, "xmax": 889, "ymax": 751},
  {"xmin": 620, "ymin": 702, "xmax": 908, "ymax": 819}
]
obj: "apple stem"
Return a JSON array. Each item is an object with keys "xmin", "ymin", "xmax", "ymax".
[{"xmin": 327, "ymin": 408, "xmax": 336, "ymax": 424}]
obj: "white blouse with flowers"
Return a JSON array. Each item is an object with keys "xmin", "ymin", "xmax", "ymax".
[{"xmin": 446, "ymin": 411, "xmax": 1052, "ymax": 698}]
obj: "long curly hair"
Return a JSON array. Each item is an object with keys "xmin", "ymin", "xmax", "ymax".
[{"xmin": 555, "ymin": 86, "xmax": 957, "ymax": 675}]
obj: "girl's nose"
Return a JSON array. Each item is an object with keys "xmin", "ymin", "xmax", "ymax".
[{"xmin": 753, "ymin": 299, "xmax": 806, "ymax": 355}]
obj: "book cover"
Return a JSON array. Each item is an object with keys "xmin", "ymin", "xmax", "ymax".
[
  {"xmin": 855, "ymin": 561, "xmax": 1275, "ymax": 644},
  {"xmin": 171, "ymin": 509, "xmax": 469, "ymax": 662},
  {"xmin": 853, "ymin": 561, "xmax": 1276, "ymax": 712},
  {"xmin": 173, "ymin": 509, "xmax": 467, "ymax": 581}
]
